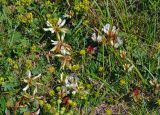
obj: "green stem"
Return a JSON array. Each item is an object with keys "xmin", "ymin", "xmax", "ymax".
[
  {"xmin": 127, "ymin": 58, "xmax": 148, "ymax": 85},
  {"xmin": 102, "ymin": 44, "xmax": 105, "ymax": 79}
]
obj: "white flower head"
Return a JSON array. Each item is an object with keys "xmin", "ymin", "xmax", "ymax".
[
  {"xmin": 57, "ymin": 18, "xmax": 66, "ymax": 27},
  {"xmin": 64, "ymin": 73, "xmax": 79, "ymax": 94},
  {"xmin": 91, "ymin": 33, "xmax": 97, "ymax": 41},
  {"xmin": 60, "ymin": 46, "xmax": 71, "ymax": 55},
  {"xmin": 91, "ymin": 33, "xmax": 102, "ymax": 42},
  {"xmin": 102, "ymin": 23, "xmax": 110, "ymax": 34},
  {"xmin": 43, "ymin": 18, "xmax": 68, "ymax": 34},
  {"xmin": 23, "ymin": 70, "xmax": 42, "ymax": 95},
  {"xmin": 113, "ymin": 37, "xmax": 123, "ymax": 48},
  {"xmin": 23, "ymin": 84, "xmax": 29, "ymax": 91},
  {"xmin": 43, "ymin": 21, "xmax": 55, "ymax": 33},
  {"xmin": 50, "ymin": 33, "xmax": 71, "ymax": 55},
  {"xmin": 102, "ymin": 23, "xmax": 118, "ymax": 35}
]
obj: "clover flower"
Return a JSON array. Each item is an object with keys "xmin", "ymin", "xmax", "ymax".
[
  {"xmin": 91, "ymin": 33, "xmax": 103, "ymax": 42},
  {"xmin": 87, "ymin": 45, "xmax": 97, "ymax": 54},
  {"xmin": 133, "ymin": 88, "xmax": 140, "ymax": 97},
  {"xmin": 23, "ymin": 70, "xmax": 42, "ymax": 96},
  {"xmin": 149, "ymin": 78, "xmax": 160, "ymax": 94},
  {"xmin": 120, "ymin": 50, "xmax": 127, "ymax": 59},
  {"xmin": 102, "ymin": 24, "xmax": 117, "ymax": 35},
  {"xmin": 102, "ymin": 23, "xmax": 123, "ymax": 48},
  {"xmin": 50, "ymin": 33, "xmax": 71, "ymax": 55},
  {"xmin": 64, "ymin": 73, "xmax": 79, "ymax": 95},
  {"xmin": 123, "ymin": 63, "xmax": 134, "ymax": 72},
  {"xmin": 43, "ymin": 18, "xmax": 68, "ymax": 34},
  {"xmin": 55, "ymin": 54, "xmax": 72, "ymax": 69}
]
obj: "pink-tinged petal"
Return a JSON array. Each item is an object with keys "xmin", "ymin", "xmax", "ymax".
[
  {"xmin": 59, "ymin": 19, "xmax": 66, "ymax": 27},
  {"xmin": 46, "ymin": 21, "xmax": 52, "ymax": 27},
  {"xmin": 57, "ymin": 18, "xmax": 62, "ymax": 26},
  {"xmin": 33, "ymin": 74, "xmax": 41, "ymax": 80},
  {"xmin": 23, "ymin": 85, "xmax": 29, "ymax": 91}
]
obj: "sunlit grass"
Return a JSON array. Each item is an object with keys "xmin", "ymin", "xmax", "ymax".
[{"xmin": 0, "ymin": 0, "xmax": 160, "ymax": 114}]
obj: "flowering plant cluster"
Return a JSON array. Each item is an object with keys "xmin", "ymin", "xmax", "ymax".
[{"xmin": 0, "ymin": 0, "xmax": 160, "ymax": 115}]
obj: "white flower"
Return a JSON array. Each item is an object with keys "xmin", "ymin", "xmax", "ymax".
[
  {"xmin": 55, "ymin": 54, "xmax": 72, "ymax": 69},
  {"xmin": 35, "ymin": 109, "xmax": 40, "ymax": 115},
  {"xmin": 60, "ymin": 46, "xmax": 70, "ymax": 55},
  {"xmin": 102, "ymin": 23, "xmax": 118, "ymax": 35},
  {"xmin": 43, "ymin": 18, "xmax": 68, "ymax": 33},
  {"xmin": 23, "ymin": 70, "xmax": 42, "ymax": 95},
  {"xmin": 113, "ymin": 37, "xmax": 123, "ymax": 48},
  {"xmin": 64, "ymin": 73, "xmax": 79, "ymax": 95},
  {"xmin": 43, "ymin": 21, "xmax": 55, "ymax": 33},
  {"xmin": 102, "ymin": 23, "xmax": 110, "ymax": 34},
  {"xmin": 50, "ymin": 33, "xmax": 71, "ymax": 55},
  {"xmin": 57, "ymin": 18, "xmax": 66, "ymax": 27},
  {"xmin": 91, "ymin": 33, "xmax": 102, "ymax": 42},
  {"xmin": 123, "ymin": 64, "xmax": 134, "ymax": 72}
]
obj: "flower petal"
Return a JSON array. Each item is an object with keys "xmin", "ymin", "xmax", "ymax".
[
  {"xmin": 102, "ymin": 24, "xmax": 110, "ymax": 33},
  {"xmin": 43, "ymin": 28, "xmax": 55, "ymax": 33},
  {"xmin": 57, "ymin": 18, "xmax": 62, "ymax": 26},
  {"xmin": 33, "ymin": 74, "xmax": 41, "ymax": 80},
  {"xmin": 50, "ymin": 46, "xmax": 57, "ymax": 52},
  {"xmin": 59, "ymin": 19, "xmax": 66, "ymax": 27},
  {"xmin": 23, "ymin": 84, "xmax": 29, "ymax": 91},
  {"xmin": 24, "ymin": 79, "xmax": 28, "ymax": 83},
  {"xmin": 91, "ymin": 33, "xmax": 96, "ymax": 41},
  {"xmin": 46, "ymin": 21, "xmax": 52, "ymax": 27},
  {"xmin": 97, "ymin": 35, "xmax": 102, "ymax": 42},
  {"xmin": 51, "ymin": 40, "xmax": 58, "ymax": 45},
  {"xmin": 112, "ymin": 26, "xmax": 117, "ymax": 33},
  {"xmin": 27, "ymin": 70, "xmax": 31, "ymax": 78},
  {"xmin": 35, "ymin": 109, "xmax": 40, "ymax": 115},
  {"xmin": 61, "ymin": 28, "xmax": 69, "ymax": 33},
  {"xmin": 61, "ymin": 33, "xmax": 65, "ymax": 41},
  {"xmin": 60, "ymin": 46, "xmax": 70, "ymax": 55},
  {"xmin": 55, "ymin": 54, "xmax": 63, "ymax": 57}
]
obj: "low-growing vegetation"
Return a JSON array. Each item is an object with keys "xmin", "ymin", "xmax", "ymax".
[{"xmin": 0, "ymin": 0, "xmax": 160, "ymax": 114}]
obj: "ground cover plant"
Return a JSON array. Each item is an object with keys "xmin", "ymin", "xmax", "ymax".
[{"xmin": 0, "ymin": 0, "xmax": 160, "ymax": 114}]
